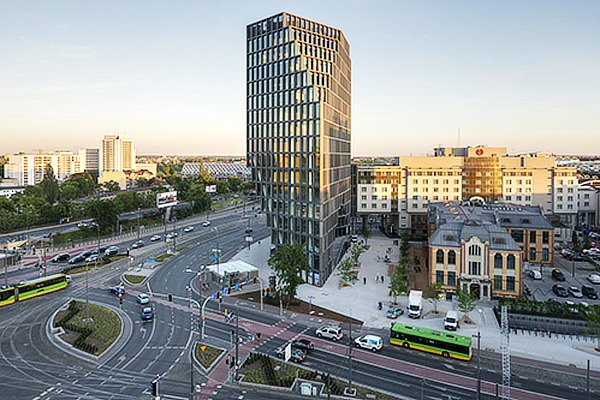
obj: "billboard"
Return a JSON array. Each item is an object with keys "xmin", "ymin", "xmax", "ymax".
[
  {"xmin": 157, "ymin": 191, "xmax": 178, "ymax": 208},
  {"xmin": 205, "ymin": 185, "xmax": 217, "ymax": 193}
]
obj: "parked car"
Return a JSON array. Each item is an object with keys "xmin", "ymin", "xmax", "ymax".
[
  {"xmin": 528, "ymin": 270, "xmax": 542, "ymax": 280},
  {"xmin": 108, "ymin": 286, "xmax": 125, "ymax": 295},
  {"xmin": 51, "ymin": 253, "xmax": 70, "ymax": 263},
  {"xmin": 588, "ymin": 274, "xmax": 600, "ymax": 284},
  {"xmin": 567, "ymin": 286, "xmax": 583, "ymax": 298},
  {"xmin": 141, "ymin": 307, "xmax": 154, "ymax": 321},
  {"xmin": 316, "ymin": 326, "xmax": 343, "ymax": 341},
  {"xmin": 104, "ymin": 246, "xmax": 119, "ymax": 256},
  {"xmin": 150, "ymin": 235, "xmax": 161, "ymax": 242},
  {"xmin": 137, "ymin": 294, "xmax": 150, "ymax": 304},
  {"xmin": 202, "ymin": 221, "xmax": 211, "ymax": 227},
  {"xmin": 184, "ymin": 226, "xmax": 194, "ymax": 232},
  {"xmin": 91, "ymin": 246, "xmax": 107, "ymax": 255},
  {"xmin": 291, "ymin": 339, "xmax": 314, "ymax": 353},
  {"xmin": 68, "ymin": 254, "xmax": 86, "ymax": 264},
  {"xmin": 570, "ymin": 253, "xmax": 585, "ymax": 262},
  {"xmin": 85, "ymin": 254, "xmax": 101, "ymax": 263},
  {"xmin": 354, "ymin": 335, "xmax": 383, "ymax": 352},
  {"xmin": 131, "ymin": 240, "xmax": 144, "ymax": 249},
  {"xmin": 275, "ymin": 346, "xmax": 307, "ymax": 363},
  {"xmin": 386, "ymin": 306, "xmax": 403, "ymax": 319},
  {"xmin": 551, "ymin": 269, "xmax": 566, "ymax": 282},
  {"xmin": 552, "ymin": 284, "xmax": 569, "ymax": 298},
  {"xmin": 582, "ymin": 285, "xmax": 599, "ymax": 299}
]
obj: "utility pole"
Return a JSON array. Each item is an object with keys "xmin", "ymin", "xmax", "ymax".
[
  {"xmin": 501, "ymin": 305, "xmax": 510, "ymax": 400},
  {"xmin": 587, "ymin": 359, "xmax": 590, "ymax": 400},
  {"xmin": 85, "ymin": 261, "xmax": 90, "ymax": 322},
  {"xmin": 137, "ymin": 206, "xmax": 141, "ymax": 241},
  {"xmin": 2, "ymin": 249, "xmax": 7, "ymax": 287},
  {"xmin": 235, "ymin": 307, "xmax": 239, "ymax": 382},
  {"xmin": 347, "ymin": 310, "xmax": 353, "ymax": 394},
  {"xmin": 476, "ymin": 329, "xmax": 481, "ymax": 400}
]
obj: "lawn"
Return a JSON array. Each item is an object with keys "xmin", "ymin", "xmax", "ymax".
[
  {"xmin": 54, "ymin": 300, "xmax": 121, "ymax": 355},
  {"xmin": 194, "ymin": 342, "xmax": 224, "ymax": 369},
  {"xmin": 155, "ymin": 253, "xmax": 172, "ymax": 262},
  {"xmin": 124, "ymin": 274, "xmax": 144, "ymax": 284}
]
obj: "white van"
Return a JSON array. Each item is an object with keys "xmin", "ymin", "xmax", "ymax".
[{"xmin": 444, "ymin": 310, "xmax": 458, "ymax": 331}]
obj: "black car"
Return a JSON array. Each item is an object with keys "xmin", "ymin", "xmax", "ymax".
[
  {"xmin": 275, "ymin": 347, "xmax": 307, "ymax": 363},
  {"xmin": 92, "ymin": 246, "xmax": 108, "ymax": 255},
  {"xmin": 570, "ymin": 253, "xmax": 585, "ymax": 262},
  {"xmin": 552, "ymin": 284, "xmax": 569, "ymax": 298},
  {"xmin": 245, "ymin": 227, "xmax": 253, "ymax": 233},
  {"xmin": 551, "ymin": 269, "xmax": 566, "ymax": 282},
  {"xmin": 582, "ymin": 285, "xmax": 599, "ymax": 299},
  {"xmin": 291, "ymin": 339, "xmax": 314, "ymax": 353},
  {"xmin": 108, "ymin": 286, "xmax": 125, "ymax": 295},
  {"xmin": 51, "ymin": 253, "xmax": 70, "ymax": 263},
  {"xmin": 68, "ymin": 254, "xmax": 86, "ymax": 264}
]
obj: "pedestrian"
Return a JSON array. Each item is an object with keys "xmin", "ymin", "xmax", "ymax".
[
  {"xmin": 376, "ymin": 273, "xmax": 380, "ymax": 283},
  {"xmin": 381, "ymin": 275, "xmax": 384, "ymax": 283},
  {"xmin": 363, "ymin": 277, "xmax": 367, "ymax": 285},
  {"xmin": 257, "ymin": 332, "xmax": 261, "ymax": 343}
]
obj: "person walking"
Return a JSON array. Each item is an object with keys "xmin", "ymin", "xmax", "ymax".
[
  {"xmin": 381, "ymin": 275, "xmax": 384, "ymax": 284},
  {"xmin": 363, "ymin": 277, "xmax": 367, "ymax": 285},
  {"xmin": 376, "ymin": 273, "xmax": 380, "ymax": 283}
]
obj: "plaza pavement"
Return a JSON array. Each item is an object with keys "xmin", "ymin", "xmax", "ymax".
[{"xmin": 230, "ymin": 232, "xmax": 600, "ymax": 371}]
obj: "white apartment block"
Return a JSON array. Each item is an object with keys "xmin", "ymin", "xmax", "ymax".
[
  {"xmin": 101, "ymin": 135, "xmax": 136, "ymax": 173},
  {"xmin": 78, "ymin": 148, "xmax": 100, "ymax": 172},
  {"xmin": 4, "ymin": 151, "xmax": 82, "ymax": 186},
  {"xmin": 356, "ymin": 146, "xmax": 582, "ymax": 235}
]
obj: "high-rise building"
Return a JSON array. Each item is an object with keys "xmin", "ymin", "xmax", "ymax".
[
  {"xmin": 4, "ymin": 151, "xmax": 82, "ymax": 186},
  {"xmin": 78, "ymin": 148, "xmax": 100, "ymax": 179},
  {"xmin": 101, "ymin": 135, "xmax": 136, "ymax": 173},
  {"xmin": 246, "ymin": 13, "xmax": 351, "ymax": 286}
]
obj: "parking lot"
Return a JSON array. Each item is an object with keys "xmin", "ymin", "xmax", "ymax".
[{"xmin": 524, "ymin": 252, "xmax": 599, "ymax": 304}]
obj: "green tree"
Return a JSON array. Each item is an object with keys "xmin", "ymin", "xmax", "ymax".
[
  {"xmin": 336, "ymin": 257, "xmax": 355, "ymax": 283},
  {"xmin": 267, "ymin": 241, "xmax": 309, "ymax": 307},
  {"xmin": 85, "ymin": 199, "xmax": 118, "ymax": 230},
  {"xmin": 424, "ymin": 282, "xmax": 444, "ymax": 313},
  {"xmin": 584, "ymin": 305, "xmax": 600, "ymax": 351},
  {"xmin": 102, "ymin": 180, "xmax": 121, "ymax": 192},
  {"xmin": 39, "ymin": 164, "xmax": 59, "ymax": 204},
  {"xmin": 388, "ymin": 261, "xmax": 408, "ymax": 304},
  {"xmin": 349, "ymin": 243, "xmax": 365, "ymax": 265},
  {"xmin": 456, "ymin": 288, "xmax": 476, "ymax": 318},
  {"xmin": 227, "ymin": 176, "xmax": 243, "ymax": 193},
  {"xmin": 362, "ymin": 225, "xmax": 371, "ymax": 245},
  {"xmin": 399, "ymin": 229, "xmax": 410, "ymax": 264}
]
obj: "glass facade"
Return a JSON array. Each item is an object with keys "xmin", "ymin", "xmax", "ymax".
[{"xmin": 246, "ymin": 13, "xmax": 351, "ymax": 285}]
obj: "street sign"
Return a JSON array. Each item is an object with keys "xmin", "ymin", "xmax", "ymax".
[
  {"xmin": 221, "ymin": 288, "xmax": 227, "ymax": 295},
  {"xmin": 146, "ymin": 259, "xmax": 155, "ymax": 263},
  {"xmin": 284, "ymin": 342, "xmax": 292, "ymax": 362}
]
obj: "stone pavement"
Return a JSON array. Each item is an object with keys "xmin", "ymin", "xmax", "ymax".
[{"xmin": 231, "ymin": 232, "xmax": 600, "ymax": 371}]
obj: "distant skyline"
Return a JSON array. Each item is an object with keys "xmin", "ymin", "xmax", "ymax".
[{"xmin": 1, "ymin": 1, "xmax": 598, "ymax": 156}]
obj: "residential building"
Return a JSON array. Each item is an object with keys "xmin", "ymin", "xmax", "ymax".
[
  {"xmin": 428, "ymin": 201, "xmax": 553, "ymax": 299},
  {"xmin": 4, "ymin": 151, "xmax": 82, "ymax": 186},
  {"xmin": 356, "ymin": 145, "xmax": 579, "ymax": 237},
  {"xmin": 100, "ymin": 135, "xmax": 136, "ymax": 173},
  {"xmin": 246, "ymin": 13, "xmax": 351, "ymax": 285},
  {"xmin": 78, "ymin": 148, "xmax": 100, "ymax": 179}
]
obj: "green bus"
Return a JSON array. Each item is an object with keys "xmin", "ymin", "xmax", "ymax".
[
  {"xmin": 0, "ymin": 274, "xmax": 69, "ymax": 307},
  {"xmin": 390, "ymin": 323, "xmax": 472, "ymax": 361}
]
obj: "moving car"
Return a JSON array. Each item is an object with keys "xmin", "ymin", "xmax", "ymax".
[
  {"xmin": 275, "ymin": 346, "xmax": 307, "ymax": 363},
  {"xmin": 528, "ymin": 270, "xmax": 542, "ymax": 280},
  {"xmin": 131, "ymin": 240, "xmax": 144, "ymax": 249},
  {"xmin": 68, "ymin": 254, "xmax": 86, "ymax": 264},
  {"xmin": 184, "ymin": 226, "xmax": 194, "ymax": 232},
  {"xmin": 141, "ymin": 307, "xmax": 154, "ymax": 321},
  {"xmin": 105, "ymin": 246, "xmax": 119, "ymax": 256},
  {"xmin": 84, "ymin": 254, "xmax": 101, "ymax": 263},
  {"xmin": 551, "ymin": 269, "xmax": 566, "ymax": 282},
  {"xmin": 552, "ymin": 284, "xmax": 569, "ymax": 298},
  {"xmin": 386, "ymin": 306, "xmax": 403, "ymax": 319},
  {"xmin": 137, "ymin": 294, "xmax": 150, "ymax": 304},
  {"xmin": 587, "ymin": 274, "xmax": 600, "ymax": 284},
  {"xmin": 202, "ymin": 221, "xmax": 211, "ymax": 227},
  {"xmin": 50, "ymin": 253, "xmax": 70, "ymax": 263},
  {"xmin": 316, "ymin": 326, "xmax": 343, "ymax": 341},
  {"xmin": 150, "ymin": 235, "xmax": 161, "ymax": 242},
  {"xmin": 291, "ymin": 339, "xmax": 314, "ymax": 353},
  {"xmin": 568, "ymin": 286, "xmax": 583, "ymax": 298},
  {"xmin": 582, "ymin": 285, "xmax": 598, "ymax": 299},
  {"xmin": 91, "ymin": 246, "xmax": 107, "ymax": 255},
  {"xmin": 108, "ymin": 286, "xmax": 125, "ymax": 295},
  {"xmin": 354, "ymin": 335, "xmax": 383, "ymax": 352}
]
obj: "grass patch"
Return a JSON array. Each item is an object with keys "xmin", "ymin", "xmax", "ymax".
[
  {"xmin": 54, "ymin": 300, "xmax": 121, "ymax": 355},
  {"xmin": 194, "ymin": 342, "xmax": 224, "ymax": 369},
  {"xmin": 240, "ymin": 353, "xmax": 399, "ymax": 399},
  {"xmin": 155, "ymin": 253, "xmax": 172, "ymax": 262},
  {"xmin": 61, "ymin": 254, "xmax": 126, "ymax": 275},
  {"xmin": 176, "ymin": 246, "xmax": 188, "ymax": 251},
  {"xmin": 124, "ymin": 274, "xmax": 144, "ymax": 284}
]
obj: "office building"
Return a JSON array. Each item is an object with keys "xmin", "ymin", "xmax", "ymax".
[
  {"xmin": 356, "ymin": 145, "xmax": 579, "ymax": 236},
  {"xmin": 4, "ymin": 151, "xmax": 82, "ymax": 186},
  {"xmin": 78, "ymin": 148, "xmax": 100, "ymax": 179},
  {"xmin": 246, "ymin": 13, "xmax": 351, "ymax": 285}
]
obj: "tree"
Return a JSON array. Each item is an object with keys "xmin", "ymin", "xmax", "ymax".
[
  {"xmin": 39, "ymin": 164, "xmax": 59, "ymax": 204},
  {"xmin": 267, "ymin": 241, "xmax": 309, "ymax": 307},
  {"xmin": 388, "ymin": 261, "xmax": 408, "ymax": 304},
  {"xmin": 399, "ymin": 229, "xmax": 410, "ymax": 264},
  {"xmin": 349, "ymin": 243, "xmax": 365, "ymax": 265},
  {"xmin": 102, "ymin": 180, "xmax": 121, "ymax": 192},
  {"xmin": 424, "ymin": 282, "xmax": 444, "ymax": 313},
  {"xmin": 456, "ymin": 288, "xmax": 476, "ymax": 318},
  {"xmin": 362, "ymin": 225, "xmax": 371, "ymax": 245},
  {"xmin": 336, "ymin": 257, "xmax": 355, "ymax": 284},
  {"xmin": 85, "ymin": 199, "xmax": 118, "ymax": 230},
  {"xmin": 584, "ymin": 305, "xmax": 600, "ymax": 351}
]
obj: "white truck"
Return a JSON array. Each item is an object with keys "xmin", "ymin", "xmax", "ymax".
[{"xmin": 407, "ymin": 290, "xmax": 423, "ymax": 318}]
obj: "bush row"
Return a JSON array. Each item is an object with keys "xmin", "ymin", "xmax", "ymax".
[
  {"xmin": 499, "ymin": 297, "xmax": 599, "ymax": 320},
  {"xmin": 56, "ymin": 300, "xmax": 80, "ymax": 327}
]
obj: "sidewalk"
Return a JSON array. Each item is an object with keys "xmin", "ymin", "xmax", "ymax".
[{"xmin": 231, "ymin": 232, "xmax": 600, "ymax": 371}]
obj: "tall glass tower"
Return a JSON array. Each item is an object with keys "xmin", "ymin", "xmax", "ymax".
[{"xmin": 246, "ymin": 13, "xmax": 351, "ymax": 286}]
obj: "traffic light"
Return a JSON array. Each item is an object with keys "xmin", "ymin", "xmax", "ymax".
[
  {"xmin": 151, "ymin": 377, "xmax": 159, "ymax": 396},
  {"xmin": 168, "ymin": 293, "xmax": 173, "ymax": 302}
]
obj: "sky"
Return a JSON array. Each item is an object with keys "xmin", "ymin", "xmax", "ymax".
[{"xmin": 1, "ymin": 0, "xmax": 598, "ymax": 156}]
